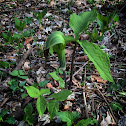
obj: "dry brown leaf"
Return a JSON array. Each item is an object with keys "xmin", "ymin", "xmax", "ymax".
[
  {"xmin": 24, "ymin": 37, "xmax": 33, "ymax": 45},
  {"xmin": 91, "ymin": 75, "xmax": 107, "ymax": 84},
  {"xmin": 75, "ymin": 55, "xmax": 88, "ymax": 62},
  {"xmin": 46, "ymin": 83, "xmax": 53, "ymax": 89}
]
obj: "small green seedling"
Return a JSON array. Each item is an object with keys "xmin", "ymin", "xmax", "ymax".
[
  {"xmin": 56, "ymin": 111, "xmax": 81, "ymax": 126},
  {"xmin": 25, "ymin": 86, "xmax": 72, "ymax": 119}
]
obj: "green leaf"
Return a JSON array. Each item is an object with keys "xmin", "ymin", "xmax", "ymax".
[
  {"xmin": 19, "ymin": 81, "xmax": 26, "ymax": 87},
  {"xmin": 36, "ymin": 96, "xmax": 47, "ymax": 118},
  {"xmin": 50, "ymin": 89, "xmax": 72, "ymax": 101},
  {"xmin": 39, "ymin": 80, "xmax": 50, "ymax": 87},
  {"xmin": 72, "ymin": 111, "xmax": 81, "ymax": 121},
  {"xmin": 35, "ymin": 9, "xmax": 47, "ymax": 23},
  {"xmin": 79, "ymin": 40, "xmax": 114, "ymax": 82},
  {"xmin": 10, "ymin": 70, "xmax": 19, "ymax": 76},
  {"xmin": 97, "ymin": 10, "xmax": 116, "ymax": 33},
  {"xmin": 56, "ymin": 111, "xmax": 74, "ymax": 126},
  {"xmin": 18, "ymin": 70, "xmax": 25, "ymax": 75},
  {"xmin": 49, "ymin": 71, "xmax": 59, "ymax": 80},
  {"xmin": 46, "ymin": 31, "xmax": 65, "ymax": 50},
  {"xmin": 22, "ymin": 30, "xmax": 31, "ymax": 37},
  {"xmin": 24, "ymin": 103, "xmax": 33, "ymax": 116},
  {"xmin": 46, "ymin": 31, "xmax": 66, "ymax": 70},
  {"xmin": 58, "ymin": 77, "xmax": 65, "ymax": 89},
  {"xmin": 47, "ymin": 100, "xmax": 59, "ymax": 120},
  {"xmin": 62, "ymin": 35, "xmax": 77, "ymax": 44},
  {"xmin": 113, "ymin": 13, "xmax": 119, "ymax": 22},
  {"xmin": 5, "ymin": 116, "xmax": 16, "ymax": 124},
  {"xmin": 0, "ymin": 109, "xmax": 9, "ymax": 120},
  {"xmin": 69, "ymin": 9, "xmax": 97, "ymax": 39},
  {"xmin": 39, "ymin": 89, "xmax": 51, "ymax": 95},
  {"xmin": 21, "ymin": 93, "xmax": 28, "ymax": 99},
  {"xmin": 75, "ymin": 118, "xmax": 97, "ymax": 126},
  {"xmin": 25, "ymin": 86, "xmax": 40, "ymax": 98},
  {"xmin": 14, "ymin": 17, "xmax": 26, "ymax": 31},
  {"xmin": 110, "ymin": 102, "xmax": 122, "ymax": 111},
  {"xmin": 18, "ymin": 75, "xmax": 28, "ymax": 79},
  {"xmin": 119, "ymin": 92, "xmax": 126, "ymax": 97}
]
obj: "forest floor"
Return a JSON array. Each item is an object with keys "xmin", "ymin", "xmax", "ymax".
[{"xmin": 0, "ymin": 0, "xmax": 126, "ymax": 126}]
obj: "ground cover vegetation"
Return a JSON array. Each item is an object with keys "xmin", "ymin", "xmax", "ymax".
[{"xmin": 0, "ymin": 0, "xmax": 126, "ymax": 125}]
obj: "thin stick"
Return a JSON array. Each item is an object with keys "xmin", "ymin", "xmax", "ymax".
[
  {"xmin": 95, "ymin": 84, "xmax": 117, "ymax": 123},
  {"xmin": 68, "ymin": 43, "xmax": 77, "ymax": 90}
]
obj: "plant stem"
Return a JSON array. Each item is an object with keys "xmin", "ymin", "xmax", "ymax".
[{"xmin": 68, "ymin": 42, "xmax": 77, "ymax": 90}]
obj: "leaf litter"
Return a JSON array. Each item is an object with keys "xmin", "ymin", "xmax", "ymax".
[{"xmin": 0, "ymin": 0, "xmax": 126, "ymax": 125}]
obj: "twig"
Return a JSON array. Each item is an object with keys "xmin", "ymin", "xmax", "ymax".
[
  {"xmin": 95, "ymin": 83, "xmax": 117, "ymax": 123},
  {"xmin": 15, "ymin": 47, "xmax": 33, "ymax": 70}
]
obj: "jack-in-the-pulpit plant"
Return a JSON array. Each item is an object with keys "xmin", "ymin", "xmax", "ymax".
[{"xmin": 45, "ymin": 9, "xmax": 117, "ymax": 88}]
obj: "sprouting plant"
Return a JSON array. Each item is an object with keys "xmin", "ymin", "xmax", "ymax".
[
  {"xmin": 8, "ymin": 70, "xmax": 28, "ymax": 94},
  {"xmin": 34, "ymin": 9, "xmax": 47, "ymax": 24},
  {"xmin": 45, "ymin": 9, "xmax": 117, "ymax": 89},
  {"xmin": 25, "ymin": 86, "xmax": 72, "ymax": 119}
]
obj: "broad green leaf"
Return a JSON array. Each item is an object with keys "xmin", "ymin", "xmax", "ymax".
[
  {"xmin": 49, "ymin": 71, "xmax": 59, "ymax": 80},
  {"xmin": 113, "ymin": 14, "xmax": 119, "ymax": 22},
  {"xmin": 50, "ymin": 89, "xmax": 72, "ymax": 101},
  {"xmin": 13, "ymin": 33, "xmax": 21, "ymax": 40},
  {"xmin": 0, "ymin": 109, "xmax": 9, "ymax": 120},
  {"xmin": 39, "ymin": 80, "xmax": 50, "ymax": 87},
  {"xmin": 62, "ymin": 35, "xmax": 77, "ymax": 44},
  {"xmin": 46, "ymin": 31, "xmax": 66, "ymax": 70},
  {"xmin": 97, "ymin": 10, "xmax": 116, "ymax": 33},
  {"xmin": 15, "ymin": 17, "xmax": 26, "ymax": 31},
  {"xmin": 39, "ymin": 89, "xmax": 51, "ymax": 95},
  {"xmin": 46, "ymin": 31, "xmax": 65, "ymax": 50},
  {"xmin": 25, "ymin": 86, "xmax": 40, "ymax": 98},
  {"xmin": 47, "ymin": 100, "xmax": 59, "ymax": 120},
  {"xmin": 18, "ymin": 75, "xmax": 28, "ymax": 79},
  {"xmin": 58, "ymin": 77, "xmax": 65, "ymax": 89},
  {"xmin": 79, "ymin": 40, "xmax": 114, "ymax": 82},
  {"xmin": 19, "ymin": 81, "xmax": 26, "ymax": 87},
  {"xmin": 18, "ymin": 70, "xmax": 25, "ymax": 75},
  {"xmin": 72, "ymin": 111, "xmax": 81, "ymax": 121},
  {"xmin": 24, "ymin": 103, "xmax": 33, "ymax": 116},
  {"xmin": 5, "ymin": 116, "xmax": 16, "ymax": 124},
  {"xmin": 69, "ymin": 9, "xmax": 97, "ymax": 39},
  {"xmin": 75, "ymin": 118, "xmax": 97, "ymax": 126},
  {"xmin": 56, "ymin": 111, "xmax": 74, "ymax": 126},
  {"xmin": 10, "ymin": 70, "xmax": 18, "ymax": 76},
  {"xmin": 36, "ymin": 96, "xmax": 47, "ymax": 118},
  {"xmin": 22, "ymin": 30, "xmax": 31, "ymax": 37},
  {"xmin": 57, "ymin": 49, "xmax": 66, "ymax": 70}
]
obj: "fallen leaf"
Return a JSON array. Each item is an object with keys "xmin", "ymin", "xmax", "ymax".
[
  {"xmin": 91, "ymin": 75, "xmax": 107, "ymax": 84},
  {"xmin": 24, "ymin": 37, "xmax": 33, "ymax": 45},
  {"xmin": 46, "ymin": 83, "xmax": 53, "ymax": 89},
  {"xmin": 75, "ymin": 55, "xmax": 88, "ymax": 62}
]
